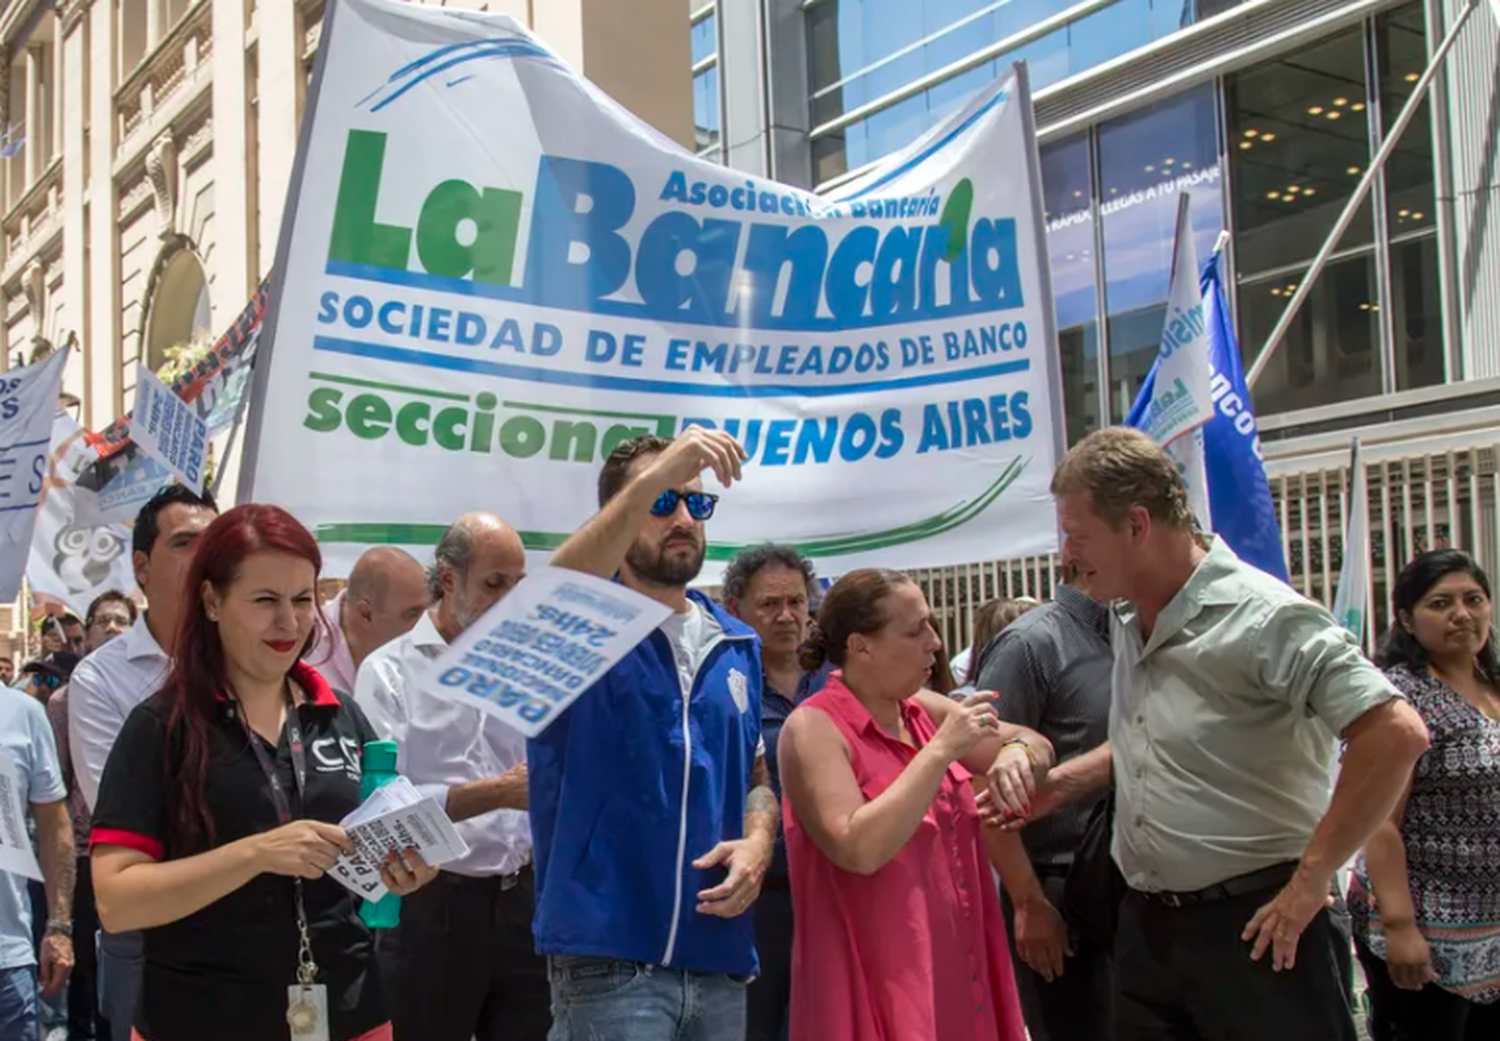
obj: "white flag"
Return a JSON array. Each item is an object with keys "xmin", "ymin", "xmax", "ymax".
[
  {"xmin": 1331, "ymin": 438, "xmax": 1369, "ymax": 643},
  {"xmin": 0, "ymin": 349, "xmax": 71, "ymax": 600},
  {"xmin": 1136, "ymin": 196, "xmax": 1214, "ymax": 530}
]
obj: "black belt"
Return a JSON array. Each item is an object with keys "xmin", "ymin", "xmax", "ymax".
[
  {"xmin": 1136, "ymin": 861, "xmax": 1299, "ymax": 909},
  {"xmin": 436, "ymin": 863, "xmax": 532, "ymax": 893}
]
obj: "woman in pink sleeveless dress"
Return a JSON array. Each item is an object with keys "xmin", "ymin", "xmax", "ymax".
[{"xmin": 778, "ymin": 569, "xmax": 1049, "ymax": 1041}]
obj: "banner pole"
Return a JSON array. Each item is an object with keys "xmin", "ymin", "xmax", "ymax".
[
  {"xmin": 209, "ymin": 379, "xmax": 254, "ymax": 502},
  {"xmin": 1245, "ymin": 0, "xmax": 1482, "ymax": 389}
]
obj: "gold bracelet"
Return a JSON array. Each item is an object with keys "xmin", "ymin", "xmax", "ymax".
[{"xmin": 1002, "ymin": 738, "xmax": 1039, "ymax": 767}]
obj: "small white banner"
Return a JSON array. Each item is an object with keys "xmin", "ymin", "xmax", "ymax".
[
  {"xmin": 0, "ymin": 759, "xmax": 43, "ymax": 882},
  {"xmin": 131, "ymin": 364, "xmax": 210, "ymax": 495},
  {"xmin": 421, "ymin": 566, "xmax": 673, "ymax": 738},
  {"xmin": 0, "ymin": 349, "xmax": 70, "ymax": 601},
  {"xmin": 327, "ymin": 776, "xmax": 469, "ymax": 902}
]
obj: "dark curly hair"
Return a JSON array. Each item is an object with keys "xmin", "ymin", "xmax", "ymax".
[{"xmin": 721, "ymin": 544, "xmax": 816, "ymax": 604}]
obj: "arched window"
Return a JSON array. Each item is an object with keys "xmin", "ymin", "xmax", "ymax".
[{"xmin": 144, "ymin": 249, "xmax": 212, "ymax": 373}]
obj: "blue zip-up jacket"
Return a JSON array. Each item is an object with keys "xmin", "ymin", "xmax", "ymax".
[{"xmin": 528, "ymin": 590, "xmax": 763, "ymax": 977}]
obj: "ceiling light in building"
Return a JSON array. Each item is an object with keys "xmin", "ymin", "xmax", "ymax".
[
  {"xmin": 1110, "ymin": 187, "xmax": 1119, "ymax": 194},
  {"xmin": 1239, "ymin": 141, "xmax": 1253, "ymax": 150},
  {"xmin": 1326, "ymin": 111, "xmax": 1342, "ymax": 120},
  {"xmin": 1399, "ymin": 209, "xmax": 1411, "ymax": 217},
  {"xmin": 1073, "ymin": 190, "xmax": 1082, "ymax": 197},
  {"xmin": 1412, "ymin": 211, "xmax": 1424, "ymax": 220},
  {"xmin": 1371, "ymin": 305, "xmax": 1380, "ymax": 312},
  {"xmin": 1164, "ymin": 157, "xmax": 1175, "ymax": 165},
  {"xmin": 1303, "ymin": 187, "xmax": 1317, "ymax": 196},
  {"xmin": 1144, "ymin": 165, "xmax": 1155, "ymax": 173},
  {"xmin": 1334, "ymin": 97, "xmax": 1348, "ymax": 106},
  {"xmin": 1308, "ymin": 106, "xmax": 1324, "ymax": 115},
  {"xmin": 1260, "ymin": 133, "xmax": 1276, "ymax": 142},
  {"xmin": 1347, "ymin": 165, "xmax": 1361, "ymax": 175},
  {"xmin": 1244, "ymin": 129, "xmax": 1259, "ymax": 138},
  {"xmin": 1287, "ymin": 185, "xmax": 1301, "ymax": 194},
  {"xmin": 1359, "ymin": 303, "xmax": 1371, "ymax": 311},
  {"xmin": 1267, "ymin": 191, "xmax": 1282, "ymax": 200},
  {"xmin": 1352, "ymin": 102, "xmax": 1365, "ymax": 111},
  {"xmin": 1067, "ymin": 254, "xmax": 1076, "ymax": 261},
  {"xmin": 1405, "ymin": 72, "xmax": 1419, "ymax": 83},
  {"xmin": 1271, "ymin": 288, "xmax": 1282, "ymax": 296}
]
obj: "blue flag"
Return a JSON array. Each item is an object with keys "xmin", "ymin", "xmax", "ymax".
[{"xmin": 1126, "ymin": 253, "xmax": 1289, "ymax": 582}]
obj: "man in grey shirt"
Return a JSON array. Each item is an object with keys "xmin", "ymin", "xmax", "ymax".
[
  {"xmin": 977, "ymin": 571, "xmax": 1112, "ymax": 1041},
  {"xmin": 1035, "ymin": 428, "xmax": 1430, "ymax": 1040}
]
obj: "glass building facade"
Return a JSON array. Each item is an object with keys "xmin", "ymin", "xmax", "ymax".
[
  {"xmin": 692, "ymin": 4, "xmax": 723, "ymax": 160},
  {"xmin": 700, "ymin": 0, "xmax": 1475, "ymax": 441}
]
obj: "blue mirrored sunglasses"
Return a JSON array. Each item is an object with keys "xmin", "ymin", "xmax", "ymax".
[{"xmin": 650, "ymin": 489, "xmax": 719, "ymax": 521}]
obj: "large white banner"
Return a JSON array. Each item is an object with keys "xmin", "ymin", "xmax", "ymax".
[
  {"xmin": 0, "ymin": 349, "xmax": 70, "ymax": 600},
  {"xmin": 241, "ymin": 0, "xmax": 1064, "ymax": 578}
]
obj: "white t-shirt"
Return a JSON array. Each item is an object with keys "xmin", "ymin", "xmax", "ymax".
[{"xmin": 659, "ymin": 602, "xmax": 724, "ymax": 695}]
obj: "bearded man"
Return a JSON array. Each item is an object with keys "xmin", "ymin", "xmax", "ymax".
[{"xmin": 529, "ymin": 430, "xmax": 776, "ymax": 1041}]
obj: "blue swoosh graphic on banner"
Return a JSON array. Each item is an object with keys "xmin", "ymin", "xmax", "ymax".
[
  {"xmin": 311, "ymin": 335, "xmax": 1029, "ymax": 399},
  {"xmin": 358, "ymin": 37, "xmax": 559, "ymax": 112}
]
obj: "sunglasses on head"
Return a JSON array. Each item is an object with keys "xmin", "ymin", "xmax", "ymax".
[{"xmin": 650, "ymin": 489, "xmax": 720, "ymax": 521}]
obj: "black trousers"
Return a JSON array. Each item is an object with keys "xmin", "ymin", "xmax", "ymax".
[
  {"xmin": 746, "ymin": 882, "xmax": 793, "ymax": 1041},
  {"xmin": 69, "ymin": 856, "xmax": 109, "ymax": 1041},
  {"xmin": 384, "ymin": 868, "xmax": 551, "ymax": 1041},
  {"xmin": 1356, "ymin": 937, "xmax": 1500, "ymax": 1041},
  {"xmin": 1001, "ymin": 871, "xmax": 1114, "ymax": 1041},
  {"xmin": 1115, "ymin": 882, "xmax": 1357, "ymax": 1041}
]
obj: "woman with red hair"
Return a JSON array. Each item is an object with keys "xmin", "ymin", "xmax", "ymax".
[{"xmin": 90, "ymin": 504, "xmax": 436, "ymax": 1041}]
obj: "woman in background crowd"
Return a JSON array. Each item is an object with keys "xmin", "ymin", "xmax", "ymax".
[
  {"xmin": 90, "ymin": 505, "xmax": 436, "ymax": 1041},
  {"xmin": 964, "ymin": 597, "xmax": 1041, "ymax": 686},
  {"xmin": 1349, "ymin": 549, "xmax": 1500, "ymax": 1040},
  {"xmin": 949, "ymin": 596, "xmax": 1041, "ymax": 684},
  {"xmin": 778, "ymin": 568, "xmax": 1050, "ymax": 1041}
]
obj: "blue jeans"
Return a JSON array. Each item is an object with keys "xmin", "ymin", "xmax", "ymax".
[
  {"xmin": 547, "ymin": 956, "xmax": 748, "ymax": 1041},
  {"xmin": 0, "ymin": 964, "xmax": 38, "ymax": 1039}
]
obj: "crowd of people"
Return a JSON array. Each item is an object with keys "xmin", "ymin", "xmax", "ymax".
[{"xmin": 0, "ymin": 424, "xmax": 1495, "ymax": 1041}]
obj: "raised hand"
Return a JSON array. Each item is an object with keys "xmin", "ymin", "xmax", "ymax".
[{"xmin": 641, "ymin": 426, "xmax": 747, "ymax": 493}]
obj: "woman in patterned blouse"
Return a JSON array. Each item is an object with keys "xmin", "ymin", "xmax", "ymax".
[{"xmin": 1348, "ymin": 549, "xmax": 1500, "ymax": 1040}]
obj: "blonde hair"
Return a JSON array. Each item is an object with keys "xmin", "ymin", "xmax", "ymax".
[{"xmin": 1050, "ymin": 427, "xmax": 1196, "ymax": 532}]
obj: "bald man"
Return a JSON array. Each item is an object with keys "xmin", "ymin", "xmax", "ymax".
[
  {"xmin": 313, "ymin": 546, "xmax": 429, "ymax": 696},
  {"xmin": 353, "ymin": 512, "xmax": 546, "ymax": 1040}
]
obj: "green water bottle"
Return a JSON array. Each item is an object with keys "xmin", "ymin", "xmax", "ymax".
[{"xmin": 358, "ymin": 740, "xmax": 403, "ymax": 929}]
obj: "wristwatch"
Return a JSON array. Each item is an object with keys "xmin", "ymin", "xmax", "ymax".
[{"xmin": 44, "ymin": 919, "xmax": 72, "ymax": 937}]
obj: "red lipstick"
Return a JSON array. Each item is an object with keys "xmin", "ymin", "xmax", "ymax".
[{"xmin": 265, "ymin": 639, "xmax": 298, "ymax": 653}]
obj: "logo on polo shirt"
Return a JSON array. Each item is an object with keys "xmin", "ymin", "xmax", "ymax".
[
  {"xmin": 313, "ymin": 737, "xmax": 362, "ymax": 781},
  {"xmin": 728, "ymin": 669, "xmax": 749, "ymax": 714}
]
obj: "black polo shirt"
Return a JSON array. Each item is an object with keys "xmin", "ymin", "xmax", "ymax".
[{"xmin": 91, "ymin": 661, "xmax": 385, "ymax": 1041}]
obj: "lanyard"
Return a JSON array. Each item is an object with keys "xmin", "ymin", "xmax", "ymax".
[{"xmin": 234, "ymin": 683, "xmax": 319, "ymax": 985}]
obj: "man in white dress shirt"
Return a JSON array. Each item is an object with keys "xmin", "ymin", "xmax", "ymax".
[
  {"xmin": 354, "ymin": 511, "xmax": 543, "ymax": 1040},
  {"xmin": 66, "ymin": 484, "xmax": 217, "ymax": 1039},
  {"xmin": 311, "ymin": 546, "xmax": 428, "ymax": 696}
]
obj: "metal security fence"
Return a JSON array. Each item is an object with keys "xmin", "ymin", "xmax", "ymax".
[{"xmin": 916, "ymin": 435, "xmax": 1500, "ymax": 660}]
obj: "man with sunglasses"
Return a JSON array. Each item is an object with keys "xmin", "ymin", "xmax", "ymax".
[
  {"xmin": 21, "ymin": 654, "xmax": 80, "ymax": 703},
  {"xmin": 531, "ymin": 428, "xmax": 774, "ymax": 1041}
]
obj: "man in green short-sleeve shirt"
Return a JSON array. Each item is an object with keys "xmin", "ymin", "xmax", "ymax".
[{"xmin": 1035, "ymin": 427, "xmax": 1431, "ymax": 1041}]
